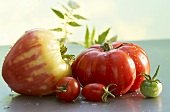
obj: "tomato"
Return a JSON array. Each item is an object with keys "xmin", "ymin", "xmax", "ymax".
[
  {"xmin": 111, "ymin": 42, "xmax": 150, "ymax": 91},
  {"xmin": 56, "ymin": 77, "xmax": 80, "ymax": 102},
  {"xmin": 140, "ymin": 65, "xmax": 162, "ymax": 97},
  {"xmin": 2, "ymin": 29, "xmax": 73, "ymax": 96},
  {"xmin": 72, "ymin": 42, "xmax": 136, "ymax": 95},
  {"xmin": 82, "ymin": 83, "xmax": 116, "ymax": 102}
]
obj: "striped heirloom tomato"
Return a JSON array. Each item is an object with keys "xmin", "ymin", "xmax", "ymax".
[{"xmin": 2, "ymin": 29, "xmax": 73, "ymax": 96}]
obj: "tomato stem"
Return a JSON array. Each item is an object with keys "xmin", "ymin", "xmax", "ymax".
[
  {"xmin": 60, "ymin": 43, "xmax": 75, "ymax": 65},
  {"xmin": 62, "ymin": 54, "xmax": 75, "ymax": 65},
  {"xmin": 142, "ymin": 65, "xmax": 161, "ymax": 82},
  {"xmin": 101, "ymin": 84, "xmax": 116, "ymax": 103},
  {"xmin": 101, "ymin": 42, "xmax": 113, "ymax": 51},
  {"xmin": 142, "ymin": 73, "xmax": 151, "ymax": 81},
  {"xmin": 56, "ymin": 81, "xmax": 69, "ymax": 92},
  {"xmin": 60, "ymin": 44, "xmax": 68, "ymax": 55},
  {"xmin": 152, "ymin": 65, "xmax": 160, "ymax": 80},
  {"xmin": 62, "ymin": 54, "xmax": 75, "ymax": 60}
]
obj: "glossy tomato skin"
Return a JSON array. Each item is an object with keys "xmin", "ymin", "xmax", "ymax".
[
  {"xmin": 56, "ymin": 77, "xmax": 80, "ymax": 102},
  {"xmin": 2, "ymin": 29, "xmax": 72, "ymax": 96},
  {"xmin": 72, "ymin": 43, "xmax": 136, "ymax": 95},
  {"xmin": 112, "ymin": 42, "xmax": 150, "ymax": 91},
  {"xmin": 140, "ymin": 80, "xmax": 162, "ymax": 97},
  {"xmin": 82, "ymin": 83, "xmax": 105, "ymax": 101}
]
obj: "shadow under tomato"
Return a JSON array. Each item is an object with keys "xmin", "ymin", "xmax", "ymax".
[
  {"xmin": 5, "ymin": 91, "xmax": 163, "ymax": 112},
  {"xmin": 103, "ymin": 90, "xmax": 162, "ymax": 112},
  {"xmin": 6, "ymin": 94, "xmax": 58, "ymax": 112}
]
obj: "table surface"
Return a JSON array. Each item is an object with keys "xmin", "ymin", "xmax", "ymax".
[{"xmin": 0, "ymin": 39, "xmax": 169, "ymax": 112}]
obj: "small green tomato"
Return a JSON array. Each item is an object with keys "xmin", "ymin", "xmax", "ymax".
[{"xmin": 140, "ymin": 65, "xmax": 162, "ymax": 98}]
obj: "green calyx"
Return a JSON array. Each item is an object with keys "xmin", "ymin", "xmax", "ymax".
[
  {"xmin": 60, "ymin": 44, "xmax": 68, "ymax": 55},
  {"xmin": 100, "ymin": 42, "xmax": 113, "ymax": 52},
  {"xmin": 60, "ymin": 44, "xmax": 75, "ymax": 65},
  {"xmin": 142, "ymin": 65, "xmax": 161, "ymax": 83},
  {"xmin": 102, "ymin": 84, "xmax": 117, "ymax": 103},
  {"xmin": 56, "ymin": 81, "xmax": 69, "ymax": 92}
]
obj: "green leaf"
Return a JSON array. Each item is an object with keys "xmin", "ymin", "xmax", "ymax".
[
  {"xmin": 84, "ymin": 26, "xmax": 89, "ymax": 48},
  {"xmin": 107, "ymin": 35, "xmax": 117, "ymax": 43},
  {"xmin": 68, "ymin": 21, "xmax": 81, "ymax": 27},
  {"xmin": 64, "ymin": 13, "xmax": 68, "ymax": 17},
  {"xmin": 95, "ymin": 40, "xmax": 99, "ymax": 44},
  {"xmin": 89, "ymin": 26, "xmax": 95, "ymax": 46},
  {"xmin": 57, "ymin": 2, "xmax": 70, "ymax": 12},
  {"xmin": 50, "ymin": 27, "xmax": 63, "ymax": 32},
  {"xmin": 96, "ymin": 28, "xmax": 111, "ymax": 44},
  {"xmin": 51, "ymin": 8, "xmax": 64, "ymax": 19},
  {"xmin": 73, "ymin": 14, "xmax": 88, "ymax": 20},
  {"xmin": 68, "ymin": 0, "xmax": 80, "ymax": 9},
  {"xmin": 61, "ymin": 4, "xmax": 69, "ymax": 12}
]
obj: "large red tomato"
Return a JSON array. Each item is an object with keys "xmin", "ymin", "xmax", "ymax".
[
  {"xmin": 111, "ymin": 42, "xmax": 150, "ymax": 91},
  {"xmin": 72, "ymin": 42, "xmax": 136, "ymax": 95},
  {"xmin": 2, "ymin": 29, "xmax": 72, "ymax": 96}
]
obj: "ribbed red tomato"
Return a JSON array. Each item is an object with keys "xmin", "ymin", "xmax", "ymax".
[
  {"xmin": 72, "ymin": 42, "xmax": 136, "ymax": 95},
  {"xmin": 111, "ymin": 42, "xmax": 150, "ymax": 91},
  {"xmin": 72, "ymin": 42, "xmax": 150, "ymax": 95}
]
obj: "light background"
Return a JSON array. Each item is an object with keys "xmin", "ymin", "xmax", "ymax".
[{"xmin": 0, "ymin": 0, "xmax": 170, "ymax": 45}]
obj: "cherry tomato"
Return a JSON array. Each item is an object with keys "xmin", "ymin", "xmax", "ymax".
[
  {"xmin": 56, "ymin": 77, "xmax": 80, "ymax": 102},
  {"xmin": 72, "ymin": 42, "xmax": 136, "ymax": 95},
  {"xmin": 82, "ymin": 83, "xmax": 116, "ymax": 102},
  {"xmin": 112, "ymin": 42, "xmax": 150, "ymax": 91},
  {"xmin": 140, "ymin": 65, "xmax": 162, "ymax": 97}
]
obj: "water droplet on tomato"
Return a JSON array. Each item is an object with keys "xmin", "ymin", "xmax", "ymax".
[{"xmin": 27, "ymin": 89, "xmax": 31, "ymax": 93}]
